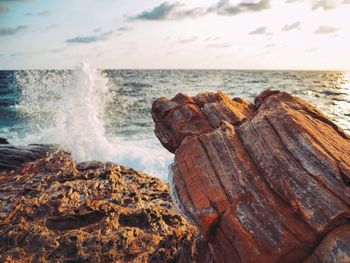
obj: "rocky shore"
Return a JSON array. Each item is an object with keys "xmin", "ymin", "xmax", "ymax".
[
  {"xmin": 0, "ymin": 147, "xmax": 211, "ymax": 262},
  {"xmin": 2, "ymin": 89, "xmax": 350, "ymax": 262}
]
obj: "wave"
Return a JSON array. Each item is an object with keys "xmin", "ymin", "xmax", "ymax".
[{"xmin": 12, "ymin": 63, "xmax": 173, "ymax": 179}]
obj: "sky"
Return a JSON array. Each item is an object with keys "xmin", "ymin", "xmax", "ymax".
[{"xmin": 0, "ymin": 0, "xmax": 350, "ymax": 70}]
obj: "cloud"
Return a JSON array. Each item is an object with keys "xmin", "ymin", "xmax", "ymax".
[
  {"xmin": 46, "ymin": 24, "xmax": 59, "ymax": 29},
  {"xmin": 0, "ymin": 25, "xmax": 28, "ymax": 36},
  {"xmin": 178, "ymin": 36, "xmax": 198, "ymax": 44},
  {"xmin": 65, "ymin": 31, "xmax": 113, "ymax": 44},
  {"xmin": 50, "ymin": 46, "xmax": 67, "ymax": 53},
  {"xmin": 117, "ymin": 26, "xmax": 132, "ymax": 31},
  {"xmin": 312, "ymin": 0, "xmax": 340, "ymax": 10},
  {"xmin": 211, "ymin": 0, "xmax": 270, "ymax": 16},
  {"xmin": 282, "ymin": 21, "xmax": 301, "ymax": 31},
  {"xmin": 314, "ymin": 25, "xmax": 339, "ymax": 34},
  {"xmin": 205, "ymin": 36, "xmax": 222, "ymax": 41},
  {"xmin": 257, "ymin": 50, "xmax": 271, "ymax": 56},
  {"xmin": 130, "ymin": 2, "xmax": 174, "ymax": 20},
  {"xmin": 286, "ymin": 0, "xmax": 348, "ymax": 10},
  {"xmin": 249, "ymin": 26, "xmax": 268, "ymax": 34},
  {"xmin": 10, "ymin": 52, "xmax": 23, "ymax": 58},
  {"xmin": 131, "ymin": 2, "xmax": 177, "ymax": 20},
  {"xmin": 130, "ymin": 0, "xmax": 270, "ymax": 21},
  {"xmin": 0, "ymin": 5, "xmax": 10, "ymax": 13},
  {"xmin": 207, "ymin": 42, "xmax": 232, "ymax": 48},
  {"xmin": 130, "ymin": 2, "xmax": 206, "ymax": 20},
  {"xmin": 26, "ymin": 10, "xmax": 52, "ymax": 16}
]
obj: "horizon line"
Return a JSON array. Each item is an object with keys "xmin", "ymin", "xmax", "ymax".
[{"xmin": 1, "ymin": 67, "xmax": 349, "ymax": 72}]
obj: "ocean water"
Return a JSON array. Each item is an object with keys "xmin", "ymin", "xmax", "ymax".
[{"xmin": 0, "ymin": 63, "xmax": 350, "ymax": 180}]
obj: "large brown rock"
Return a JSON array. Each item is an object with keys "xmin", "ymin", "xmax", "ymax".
[{"xmin": 152, "ymin": 89, "xmax": 350, "ymax": 263}]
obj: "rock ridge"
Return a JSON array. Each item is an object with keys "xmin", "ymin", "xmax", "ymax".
[{"xmin": 152, "ymin": 89, "xmax": 350, "ymax": 263}]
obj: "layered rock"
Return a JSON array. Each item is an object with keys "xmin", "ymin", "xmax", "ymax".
[
  {"xmin": 152, "ymin": 90, "xmax": 350, "ymax": 263},
  {"xmin": 0, "ymin": 150, "xmax": 206, "ymax": 262}
]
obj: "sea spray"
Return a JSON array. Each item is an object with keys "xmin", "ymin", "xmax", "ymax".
[
  {"xmin": 13, "ymin": 63, "xmax": 173, "ymax": 179},
  {"xmin": 53, "ymin": 62, "xmax": 113, "ymax": 161}
]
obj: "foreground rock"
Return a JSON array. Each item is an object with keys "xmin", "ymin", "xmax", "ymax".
[
  {"xmin": 0, "ymin": 143, "xmax": 58, "ymax": 171},
  {"xmin": 152, "ymin": 90, "xmax": 350, "ymax": 263},
  {"xmin": 0, "ymin": 137, "xmax": 9, "ymax": 144},
  {"xmin": 0, "ymin": 151, "xmax": 205, "ymax": 262}
]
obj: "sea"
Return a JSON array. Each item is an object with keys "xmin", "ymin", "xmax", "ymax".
[{"xmin": 0, "ymin": 63, "xmax": 349, "ymax": 180}]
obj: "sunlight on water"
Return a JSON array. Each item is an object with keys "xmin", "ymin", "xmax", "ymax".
[
  {"xmin": 313, "ymin": 72, "xmax": 350, "ymax": 132},
  {"xmin": 335, "ymin": 72, "xmax": 350, "ymax": 131}
]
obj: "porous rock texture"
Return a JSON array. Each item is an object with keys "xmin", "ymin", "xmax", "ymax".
[
  {"xmin": 152, "ymin": 90, "xmax": 350, "ymax": 263},
  {"xmin": 0, "ymin": 150, "xmax": 206, "ymax": 262}
]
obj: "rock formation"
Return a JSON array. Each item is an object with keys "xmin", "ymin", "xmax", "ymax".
[
  {"xmin": 0, "ymin": 137, "xmax": 9, "ymax": 144},
  {"xmin": 0, "ymin": 149, "xmax": 209, "ymax": 262},
  {"xmin": 0, "ymin": 144, "xmax": 58, "ymax": 171},
  {"xmin": 152, "ymin": 90, "xmax": 350, "ymax": 263}
]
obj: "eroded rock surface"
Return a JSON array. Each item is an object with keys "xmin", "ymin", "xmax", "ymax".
[
  {"xmin": 0, "ymin": 151, "xmax": 202, "ymax": 262},
  {"xmin": 152, "ymin": 90, "xmax": 350, "ymax": 263}
]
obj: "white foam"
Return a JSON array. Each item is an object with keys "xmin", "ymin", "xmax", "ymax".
[{"xmin": 13, "ymin": 62, "xmax": 173, "ymax": 179}]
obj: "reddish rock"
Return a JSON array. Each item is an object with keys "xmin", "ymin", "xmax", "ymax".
[
  {"xmin": 304, "ymin": 225, "xmax": 350, "ymax": 263},
  {"xmin": 152, "ymin": 93, "xmax": 213, "ymax": 153},
  {"xmin": 152, "ymin": 90, "xmax": 350, "ymax": 262}
]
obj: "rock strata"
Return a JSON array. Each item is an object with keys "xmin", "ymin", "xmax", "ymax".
[
  {"xmin": 0, "ymin": 150, "xmax": 203, "ymax": 262},
  {"xmin": 152, "ymin": 90, "xmax": 350, "ymax": 263}
]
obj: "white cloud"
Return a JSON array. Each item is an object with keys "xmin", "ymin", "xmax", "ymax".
[
  {"xmin": 66, "ymin": 31, "xmax": 113, "ymax": 44},
  {"xmin": 207, "ymin": 42, "xmax": 232, "ymax": 48},
  {"xmin": 130, "ymin": 0, "xmax": 271, "ymax": 21},
  {"xmin": 249, "ymin": 26, "xmax": 268, "ymax": 34},
  {"xmin": 0, "ymin": 25, "xmax": 28, "ymax": 36},
  {"xmin": 282, "ymin": 21, "xmax": 301, "ymax": 31},
  {"xmin": 178, "ymin": 36, "xmax": 198, "ymax": 43},
  {"xmin": 25, "ymin": 10, "xmax": 52, "ymax": 16},
  {"xmin": 286, "ymin": 0, "xmax": 347, "ymax": 10},
  {"xmin": 314, "ymin": 25, "xmax": 339, "ymax": 34}
]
